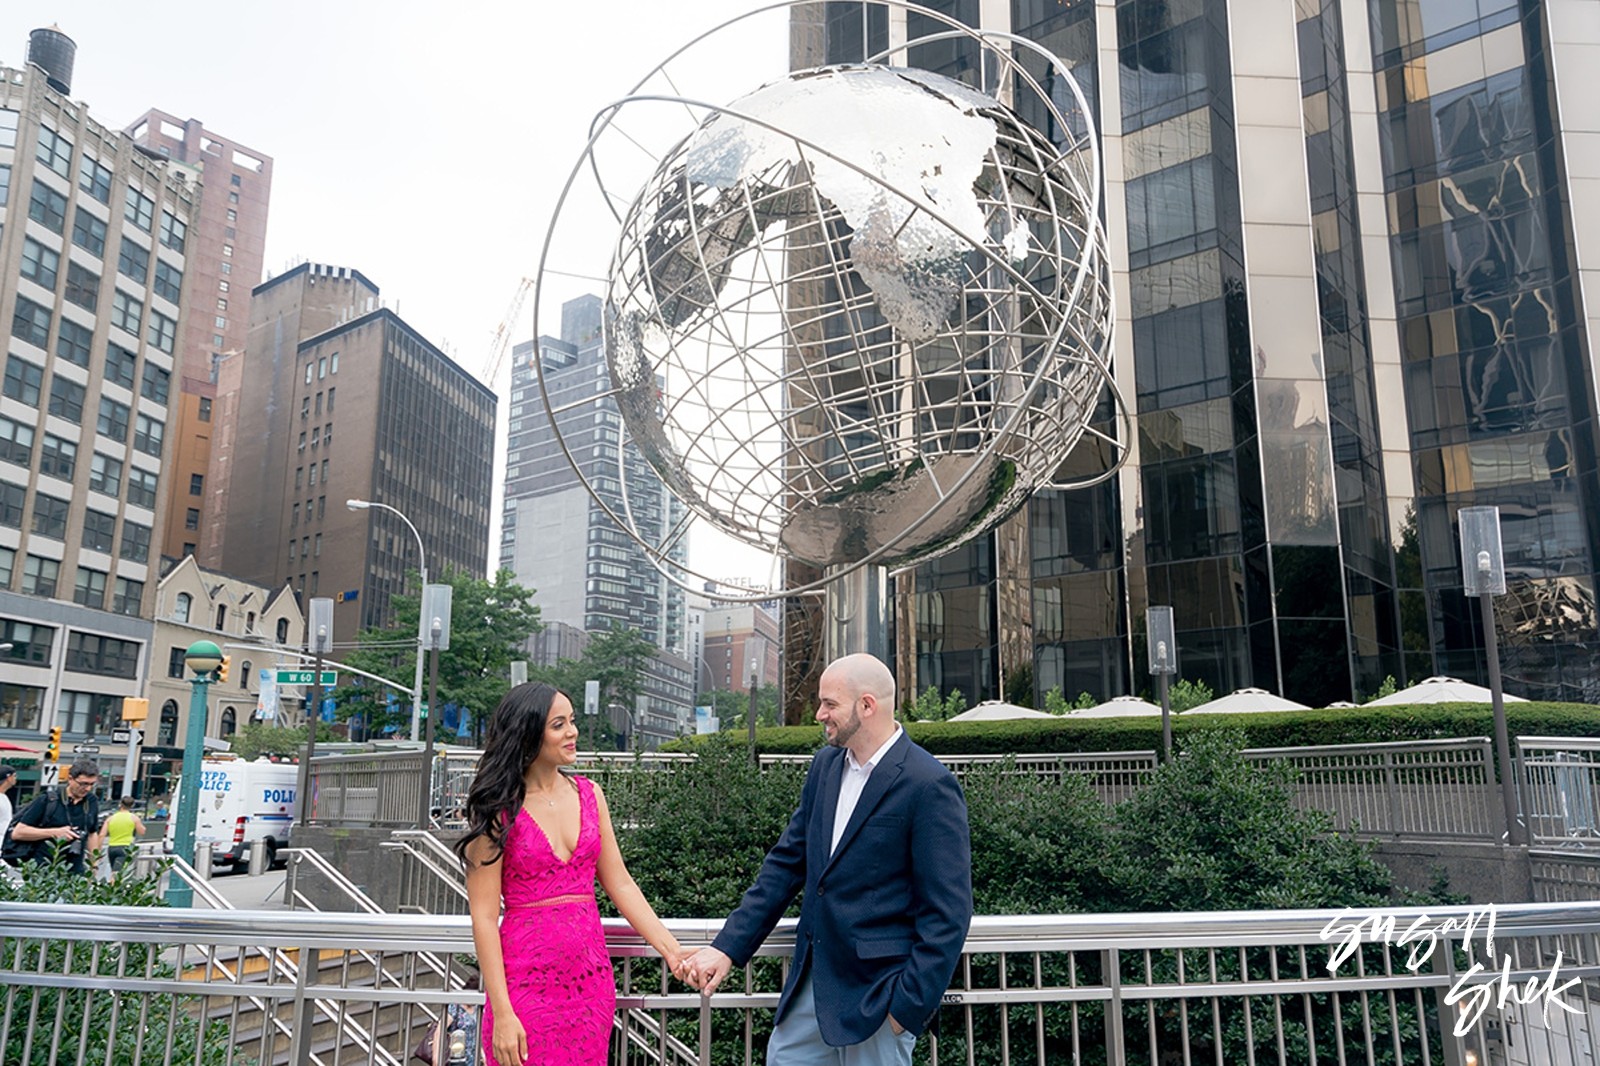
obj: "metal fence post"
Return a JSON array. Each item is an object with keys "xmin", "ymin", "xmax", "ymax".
[
  {"xmin": 1481, "ymin": 738, "xmax": 1504, "ymax": 841},
  {"xmin": 1385, "ymin": 749, "xmax": 1402, "ymax": 836},
  {"xmin": 1103, "ymin": 948, "xmax": 1125, "ymax": 1064},
  {"xmin": 286, "ymin": 945, "xmax": 322, "ymax": 1065}
]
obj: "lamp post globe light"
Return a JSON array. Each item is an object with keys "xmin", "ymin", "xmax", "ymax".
[
  {"xmin": 347, "ymin": 498, "xmax": 427, "ymax": 743},
  {"xmin": 169, "ymin": 639, "xmax": 222, "ymax": 908},
  {"xmin": 1459, "ymin": 506, "xmax": 1521, "ymax": 846}
]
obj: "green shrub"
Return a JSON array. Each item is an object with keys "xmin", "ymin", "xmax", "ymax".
[
  {"xmin": 603, "ymin": 736, "xmax": 808, "ymax": 919},
  {"xmin": 0, "ymin": 863, "xmax": 233, "ymax": 1066},
  {"xmin": 1108, "ymin": 729, "xmax": 1393, "ymax": 912},
  {"xmin": 960, "ymin": 761, "xmax": 1114, "ymax": 914}
]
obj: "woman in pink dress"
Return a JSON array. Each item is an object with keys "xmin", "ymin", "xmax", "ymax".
[{"xmin": 456, "ymin": 683, "xmax": 684, "ymax": 1065}]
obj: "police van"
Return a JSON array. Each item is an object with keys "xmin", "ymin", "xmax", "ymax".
[{"xmin": 165, "ymin": 756, "xmax": 298, "ymax": 870}]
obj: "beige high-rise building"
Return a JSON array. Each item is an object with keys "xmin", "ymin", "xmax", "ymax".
[
  {"xmin": 0, "ymin": 34, "xmax": 198, "ymax": 798},
  {"xmin": 124, "ymin": 111, "xmax": 271, "ymax": 564}
]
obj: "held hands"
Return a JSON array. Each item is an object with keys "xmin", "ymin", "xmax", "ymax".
[
  {"xmin": 678, "ymin": 946, "xmax": 733, "ymax": 995},
  {"xmin": 660, "ymin": 943, "xmax": 692, "ymax": 984}
]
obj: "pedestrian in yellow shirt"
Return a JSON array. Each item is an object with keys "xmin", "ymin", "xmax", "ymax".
[{"xmin": 104, "ymin": 797, "xmax": 146, "ymax": 875}]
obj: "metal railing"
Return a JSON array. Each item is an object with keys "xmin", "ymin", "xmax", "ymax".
[
  {"xmin": 305, "ymin": 750, "xmax": 429, "ymax": 828},
  {"xmin": 124, "ymin": 850, "xmax": 410, "ymax": 1066},
  {"xmin": 1241, "ymin": 737, "xmax": 1503, "ymax": 840},
  {"xmin": 381, "ymin": 830, "xmax": 470, "ymax": 916},
  {"xmin": 6, "ymin": 900, "xmax": 1600, "ymax": 1065},
  {"xmin": 310, "ymin": 735, "xmax": 1600, "ymax": 848},
  {"xmin": 1518, "ymin": 737, "xmax": 1600, "ymax": 847}
]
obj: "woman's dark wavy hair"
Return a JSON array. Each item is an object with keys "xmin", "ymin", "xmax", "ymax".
[{"xmin": 453, "ymin": 682, "xmax": 564, "ymax": 866}]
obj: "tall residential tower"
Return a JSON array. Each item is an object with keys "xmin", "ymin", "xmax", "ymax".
[{"xmin": 503, "ymin": 294, "xmax": 693, "ymax": 747}]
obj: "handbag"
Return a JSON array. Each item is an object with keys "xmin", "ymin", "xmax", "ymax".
[{"xmin": 409, "ymin": 1018, "xmax": 442, "ymax": 1065}]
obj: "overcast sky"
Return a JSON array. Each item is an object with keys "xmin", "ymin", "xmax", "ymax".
[{"xmin": 0, "ymin": 1, "xmax": 788, "ymax": 584}]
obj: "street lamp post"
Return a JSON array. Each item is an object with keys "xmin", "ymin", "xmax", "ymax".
[
  {"xmin": 1147, "ymin": 606, "xmax": 1177, "ymax": 763},
  {"xmin": 298, "ymin": 599, "xmax": 334, "ymax": 828},
  {"xmin": 746, "ymin": 657, "xmax": 760, "ymax": 767},
  {"xmin": 346, "ymin": 499, "xmax": 427, "ymax": 743},
  {"xmin": 419, "ymin": 583, "xmax": 452, "ymax": 831},
  {"xmin": 169, "ymin": 640, "xmax": 222, "ymax": 908},
  {"xmin": 1460, "ymin": 506, "xmax": 1521, "ymax": 846}
]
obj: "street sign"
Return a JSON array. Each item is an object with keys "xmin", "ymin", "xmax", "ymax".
[
  {"xmin": 73, "ymin": 743, "xmax": 101, "ymax": 754},
  {"xmin": 112, "ymin": 728, "xmax": 140, "ymax": 744},
  {"xmin": 275, "ymin": 670, "xmax": 337, "ymax": 686},
  {"xmin": 140, "ymin": 752, "xmax": 165, "ymax": 764}
]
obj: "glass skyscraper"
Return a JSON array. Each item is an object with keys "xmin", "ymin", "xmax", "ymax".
[{"xmin": 797, "ymin": 0, "xmax": 1600, "ymax": 707}]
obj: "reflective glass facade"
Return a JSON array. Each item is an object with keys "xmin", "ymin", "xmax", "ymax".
[{"xmin": 804, "ymin": 0, "xmax": 1600, "ymax": 706}]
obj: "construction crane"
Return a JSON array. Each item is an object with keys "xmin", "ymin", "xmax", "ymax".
[{"xmin": 482, "ymin": 277, "xmax": 534, "ymax": 388}]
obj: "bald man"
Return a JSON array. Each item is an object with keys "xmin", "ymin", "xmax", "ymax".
[{"xmin": 683, "ymin": 654, "xmax": 972, "ymax": 1065}]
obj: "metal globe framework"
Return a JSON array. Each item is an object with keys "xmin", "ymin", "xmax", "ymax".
[{"xmin": 535, "ymin": 2, "xmax": 1122, "ymax": 599}]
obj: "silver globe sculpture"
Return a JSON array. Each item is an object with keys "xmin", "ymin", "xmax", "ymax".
[{"xmin": 537, "ymin": 4, "xmax": 1121, "ymax": 597}]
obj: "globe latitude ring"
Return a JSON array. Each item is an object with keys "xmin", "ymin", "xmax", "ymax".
[{"xmin": 534, "ymin": 2, "xmax": 1123, "ymax": 598}]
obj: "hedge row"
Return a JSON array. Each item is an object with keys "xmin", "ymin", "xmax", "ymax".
[{"xmin": 679, "ymin": 702, "xmax": 1600, "ymax": 756}]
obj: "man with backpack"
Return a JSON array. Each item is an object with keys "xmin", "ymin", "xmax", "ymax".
[{"xmin": 3, "ymin": 761, "xmax": 103, "ymax": 874}]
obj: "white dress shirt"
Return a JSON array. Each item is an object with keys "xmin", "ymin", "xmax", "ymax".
[{"xmin": 830, "ymin": 725, "xmax": 902, "ymax": 856}]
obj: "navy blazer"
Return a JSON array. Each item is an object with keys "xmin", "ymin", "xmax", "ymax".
[{"xmin": 711, "ymin": 731, "xmax": 973, "ymax": 1046}]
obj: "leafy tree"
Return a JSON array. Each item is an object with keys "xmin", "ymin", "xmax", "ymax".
[
  {"xmin": 534, "ymin": 623, "xmax": 658, "ymax": 750},
  {"xmin": 699, "ymin": 684, "xmax": 782, "ymax": 729},
  {"xmin": 902, "ymin": 686, "xmax": 969, "ymax": 721},
  {"xmin": 1040, "ymin": 688, "xmax": 1096, "ymax": 715},
  {"xmin": 1, "ymin": 864, "xmax": 230, "ymax": 1066},
  {"xmin": 1003, "ymin": 662, "xmax": 1034, "ymax": 707},
  {"xmin": 228, "ymin": 720, "xmax": 338, "ymax": 760},
  {"xmin": 1167, "ymin": 677, "xmax": 1214, "ymax": 712},
  {"xmin": 336, "ymin": 567, "xmax": 541, "ymax": 740}
]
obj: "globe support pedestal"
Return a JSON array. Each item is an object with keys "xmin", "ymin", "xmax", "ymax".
[{"xmin": 824, "ymin": 564, "xmax": 889, "ymax": 667}]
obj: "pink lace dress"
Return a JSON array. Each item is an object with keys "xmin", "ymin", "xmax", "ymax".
[{"xmin": 484, "ymin": 774, "xmax": 613, "ymax": 1065}]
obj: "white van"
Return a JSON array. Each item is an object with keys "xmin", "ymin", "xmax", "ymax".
[{"xmin": 165, "ymin": 756, "xmax": 298, "ymax": 869}]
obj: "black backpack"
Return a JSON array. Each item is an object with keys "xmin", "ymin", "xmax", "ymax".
[{"xmin": 1, "ymin": 788, "xmax": 68, "ymax": 865}]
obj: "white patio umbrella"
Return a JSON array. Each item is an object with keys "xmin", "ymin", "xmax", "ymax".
[
  {"xmin": 947, "ymin": 700, "xmax": 1058, "ymax": 722},
  {"xmin": 1184, "ymin": 687, "xmax": 1311, "ymax": 714},
  {"xmin": 1071, "ymin": 696, "xmax": 1162, "ymax": 718},
  {"xmin": 1363, "ymin": 676, "xmax": 1529, "ymax": 706}
]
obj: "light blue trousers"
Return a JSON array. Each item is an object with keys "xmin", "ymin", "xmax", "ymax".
[{"xmin": 765, "ymin": 975, "xmax": 915, "ymax": 1066}]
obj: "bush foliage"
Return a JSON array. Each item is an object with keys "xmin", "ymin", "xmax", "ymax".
[
  {"xmin": 610, "ymin": 729, "xmax": 1446, "ymax": 1066},
  {"xmin": 615, "ymin": 730, "xmax": 1416, "ymax": 921},
  {"xmin": 0, "ymin": 863, "xmax": 231, "ymax": 1066}
]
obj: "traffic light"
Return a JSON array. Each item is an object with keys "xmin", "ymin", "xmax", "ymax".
[
  {"xmin": 45, "ymin": 725, "xmax": 61, "ymax": 762},
  {"xmin": 217, "ymin": 655, "xmax": 231, "ymax": 684}
]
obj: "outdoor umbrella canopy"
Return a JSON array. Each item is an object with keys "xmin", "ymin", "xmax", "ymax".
[
  {"xmin": 947, "ymin": 701, "xmax": 1058, "ymax": 722},
  {"xmin": 1072, "ymin": 696, "xmax": 1162, "ymax": 718},
  {"xmin": 1363, "ymin": 676, "xmax": 1529, "ymax": 706},
  {"xmin": 1184, "ymin": 687, "xmax": 1311, "ymax": 714}
]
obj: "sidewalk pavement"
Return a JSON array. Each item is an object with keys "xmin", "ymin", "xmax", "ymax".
[{"xmin": 193, "ymin": 865, "xmax": 288, "ymax": 910}]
